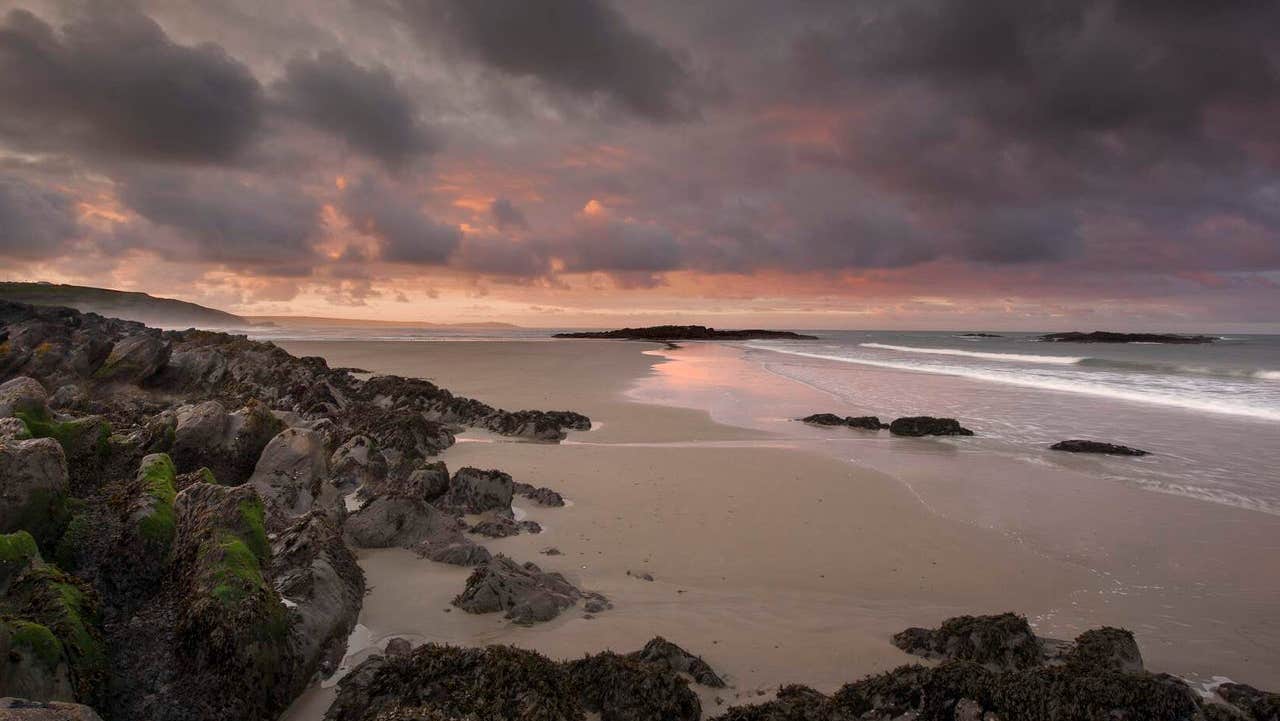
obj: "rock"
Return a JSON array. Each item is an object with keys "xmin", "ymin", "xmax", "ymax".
[
  {"xmin": 0, "ymin": 438, "xmax": 68, "ymax": 541},
  {"xmin": 415, "ymin": 534, "xmax": 492, "ymax": 567},
  {"xmin": 799, "ymin": 413, "xmax": 887, "ymax": 430},
  {"xmin": 46, "ymin": 385, "xmax": 85, "ymax": 410},
  {"xmin": 442, "ymin": 467, "xmax": 513, "ymax": 515},
  {"xmin": 582, "ymin": 594, "xmax": 612, "ymax": 614},
  {"xmin": 468, "ymin": 514, "xmax": 542, "ymax": 538},
  {"xmin": 513, "ymin": 481, "xmax": 566, "ymax": 507},
  {"xmin": 627, "ymin": 570, "xmax": 655, "ymax": 582},
  {"xmin": 92, "ymin": 334, "xmax": 170, "ymax": 384},
  {"xmin": 1065, "ymin": 627, "xmax": 1143, "ymax": 674},
  {"xmin": 888, "ymin": 417, "xmax": 974, "ymax": 437},
  {"xmin": 1216, "ymin": 683, "xmax": 1280, "ymax": 721},
  {"xmin": 0, "ymin": 418, "xmax": 29, "ymax": 441},
  {"xmin": 0, "ymin": 698, "xmax": 104, "ymax": 720},
  {"xmin": 329, "ymin": 435, "xmax": 387, "ymax": 493},
  {"xmin": 709, "ymin": 685, "xmax": 836, "ymax": 721},
  {"xmin": 272, "ymin": 512, "xmax": 364, "ymax": 682},
  {"xmin": 891, "ymin": 613, "xmax": 1043, "ymax": 671},
  {"xmin": 248, "ymin": 428, "xmax": 335, "ymax": 524},
  {"xmin": 324, "ymin": 644, "xmax": 582, "ymax": 721},
  {"xmin": 1050, "ymin": 440, "xmax": 1148, "ymax": 456},
  {"xmin": 541, "ymin": 547, "xmax": 563, "ymax": 556},
  {"xmin": 453, "ymin": 555, "xmax": 588, "ymax": 625},
  {"xmin": 627, "ymin": 636, "xmax": 726, "ymax": 688},
  {"xmin": 799, "ymin": 413, "xmax": 847, "ymax": 426},
  {"xmin": 172, "ymin": 401, "xmax": 286, "ymax": 486},
  {"xmin": 359, "ymin": 460, "xmax": 448, "ymax": 503},
  {"xmin": 383, "ymin": 638, "xmax": 412, "ymax": 657},
  {"xmin": 347, "ymin": 409, "xmax": 453, "ymax": 478},
  {"xmin": 1039, "ymin": 331, "xmax": 1216, "ymax": 344},
  {"xmin": 567, "ymin": 651, "xmax": 701, "ymax": 721},
  {"xmin": 0, "ymin": 377, "xmax": 48, "ymax": 419},
  {"xmin": 344, "ymin": 496, "xmax": 459, "ymax": 549},
  {"xmin": 478, "ymin": 409, "xmax": 591, "ymax": 442},
  {"xmin": 954, "ymin": 698, "xmax": 984, "ymax": 721}
]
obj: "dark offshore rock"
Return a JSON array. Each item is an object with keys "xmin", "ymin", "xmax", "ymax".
[
  {"xmin": 1050, "ymin": 439, "xmax": 1148, "ymax": 456},
  {"xmin": 627, "ymin": 636, "xmax": 726, "ymax": 688},
  {"xmin": 1215, "ymin": 683, "xmax": 1280, "ymax": 721},
  {"xmin": 799, "ymin": 413, "xmax": 887, "ymax": 430},
  {"xmin": 1040, "ymin": 331, "xmax": 1216, "ymax": 344},
  {"xmin": 0, "ymin": 698, "xmax": 104, "ymax": 719},
  {"xmin": 888, "ymin": 416, "xmax": 974, "ymax": 437},
  {"xmin": 566, "ymin": 651, "xmax": 701, "ymax": 721},
  {"xmin": 513, "ymin": 481, "xmax": 566, "ymax": 507},
  {"xmin": 271, "ymin": 512, "xmax": 365, "ymax": 682},
  {"xmin": 344, "ymin": 496, "xmax": 461, "ymax": 549},
  {"xmin": 554, "ymin": 326, "xmax": 818, "ymax": 341},
  {"xmin": 324, "ymin": 644, "xmax": 584, "ymax": 721},
  {"xmin": 453, "ymin": 555, "xmax": 594, "ymax": 624},
  {"xmin": 442, "ymin": 467, "xmax": 514, "ymax": 515},
  {"xmin": 892, "ymin": 613, "xmax": 1043, "ymax": 671}
]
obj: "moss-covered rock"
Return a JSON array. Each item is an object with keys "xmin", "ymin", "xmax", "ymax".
[
  {"xmin": 130, "ymin": 453, "xmax": 177, "ymax": 552},
  {"xmin": 0, "ymin": 530, "xmax": 42, "ymax": 591},
  {"xmin": 0, "ymin": 437, "xmax": 69, "ymax": 549},
  {"xmin": 15, "ymin": 412, "xmax": 112, "ymax": 495},
  {"xmin": 326, "ymin": 644, "xmax": 583, "ymax": 721},
  {"xmin": 891, "ymin": 613, "xmax": 1043, "ymax": 671},
  {"xmin": 6, "ymin": 564, "xmax": 107, "ymax": 703},
  {"xmin": 0, "ymin": 617, "xmax": 75, "ymax": 702}
]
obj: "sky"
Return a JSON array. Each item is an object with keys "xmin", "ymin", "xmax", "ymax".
[{"xmin": 1, "ymin": 1, "xmax": 1278, "ymax": 331}]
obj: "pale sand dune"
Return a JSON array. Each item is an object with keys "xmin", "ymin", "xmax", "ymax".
[{"xmin": 280, "ymin": 339, "xmax": 1089, "ymax": 719}]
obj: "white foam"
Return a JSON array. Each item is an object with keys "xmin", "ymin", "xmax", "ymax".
[
  {"xmin": 860, "ymin": 342, "xmax": 1083, "ymax": 365},
  {"xmin": 749, "ymin": 345, "xmax": 1280, "ymax": 423}
]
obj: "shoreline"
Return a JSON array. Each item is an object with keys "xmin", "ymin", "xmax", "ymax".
[{"xmin": 280, "ymin": 337, "xmax": 1280, "ymax": 718}]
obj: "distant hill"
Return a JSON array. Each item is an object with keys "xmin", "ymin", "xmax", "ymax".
[
  {"xmin": 247, "ymin": 315, "xmax": 520, "ymax": 329},
  {"xmin": 0, "ymin": 282, "xmax": 247, "ymax": 328}
]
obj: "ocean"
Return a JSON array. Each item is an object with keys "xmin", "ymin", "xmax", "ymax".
[{"xmin": 744, "ymin": 331, "xmax": 1280, "ymax": 515}]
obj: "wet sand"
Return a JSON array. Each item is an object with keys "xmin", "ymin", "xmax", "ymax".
[{"xmin": 280, "ymin": 339, "xmax": 1280, "ymax": 719}]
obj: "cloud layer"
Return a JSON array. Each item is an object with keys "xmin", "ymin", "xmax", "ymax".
[{"xmin": 0, "ymin": 0, "xmax": 1277, "ymax": 326}]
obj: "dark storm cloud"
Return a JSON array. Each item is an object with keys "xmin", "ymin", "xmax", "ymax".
[
  {"xmin": 342, "ymin": 178, "xmax": 461, "ymax": 265},
  {"xmin": 388, "ymin": 0, "xmax": 696, "ymax": 120},
  {"xmin": 119, "ymin": 171, "xmax": 320, "ymax": 272},
  {"xmin": 453, "ymin": 235, "xmax": 548, "ymax": 276},
  {"xmin": 0, "ymin": 175, "xmax": 80, "ymax": 259},
  {"xmin": 275, "ymin": 50, "xmax": 438, "ymax": 169},
  {"xmin": 555, "ymin": 219, "xmax": 685, "ymax": 274},
  {"xmin": 489, "ymin": 198, "xmax": 528, "ymax": 230},
  {"xmin": 0, "ymin": 6, "xmax": 263, "ymax": 163}
]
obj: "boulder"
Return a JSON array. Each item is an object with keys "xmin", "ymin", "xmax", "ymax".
[
  {"xmin": 1065, "ymin": 627, "xmax": 1144, "ymax": 674},
  {"xmin": 627, "ymin": 636, "xmax": 726, "ymax": 688},
  {"xmin": 891, "ymin": 613, "xmax": 1043, "ymax": 671},
  {"xmin": 324, "ymin": 644, "xmax": 582, "ymax": 721},
  {"xmin": 0, "ymin": 438, "xmax": 68, "ymax": 540},
  {"xmin": 0, "ymin": 698, "xmax": 103, "ymax": 719},
  {"xmin": 888, "ymin": 416, "xmax": 974, "ymax": 437},
  {"xmin": 845, "ymin": 416, "xmax": 887, "ymax": 430},
  {"xmin": 799, "ymin": 413, "xmax": 846, "ymax": 426},
  {"xmin": 248, "ymin": 428, "xmax": 335, "ymax": 523},
  {"xmin": 0, "ymin": 418, "xmax": 29, "ymax": 441},
  {"xmin": 1050, "ymin": 439, "xmax": 1148, "ymax": 456},
  {"xmin": 567, "ymin": 651, "xmax": 701, "ymax": 721},
  {"xmin": 92, "ymin": 334, "xmax": 170, "ymax": 384},
  {"xmin": 172, "ymin": 401, "xmax": 285, "ymax": 486},
  {"xmin": 442, "ymin": 467, "xmax": 513, "ymax": 514},
  {"xmin": 272, "ymin": 512, "xmax": 365, "ymax": 681},
  {"xmin": 415, "ymin": 533, "xmax": 492, "ymax": 567},
  {"xmin": 513, "ymin": 482, "xmax": 565, "ymax": 507},
  {"xmin": 798, "ymin": 413, "xmax": 887, "ymax": 430},
  {"xmin": 0, "ymin": 378, "xmax": 48, "ymax": 419},
  {"xmin": 46, "ymin": 385, "xmax": 85, "ymax": 411},
  {"xmin": 329, "ymin": 435, "xmax": 387, "ymax": 492},
  {"xmin": 343, "ymin": 496, "xmax": 459, "ymax": 549},
  {"xmin": 453, "ymin": 555, "xmax": 591, "ymax": 625}
]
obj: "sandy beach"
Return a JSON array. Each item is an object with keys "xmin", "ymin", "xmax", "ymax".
[{"xmin": 278, "ymin": 338, "xmax": 1280, "ymax": 719}]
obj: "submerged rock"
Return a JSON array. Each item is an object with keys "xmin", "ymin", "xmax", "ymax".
[
  {"xmin": 1050, "ymin": 439, "xmax": 1148, "ymax": 456},
  {"xmin": 888, "ymin": 416, "xmax": 974, "ymax": 437}
]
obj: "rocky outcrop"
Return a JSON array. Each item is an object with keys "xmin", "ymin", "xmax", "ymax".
[
  {"xmin": 566, "ymin": 652, "xmax": 701, "ymax": 721},
  {"xmin": 627, "ymin": 636, "xmax": 726, "ymax": 688},
  {"xmin": 453, "ymin": 555, "xmax": 605, "ymax": 625},
  {"xmin": 892, "ymin": 613, "xmax": 1044, "ymax": 671},
  {"xmin": 92, "ymin": 334, "xmax": 170, "ymax": 384},
  {"xmin": 248, "ymin": 428, "xmax": 336, "ymax": 525},
  {"xmin": 442, "ymin": 467, "xmax": 514, "ymax": 515},
  {"xmin": 1050, "ymin": 439, "xmax": 1148, "ymax": 456},
  {"xmin": 553, "ymin": 325, "xmax": 817, "ymax": 341},
  {"xmin": 324, "ymin": 644, "xmax": 583, "ymax": 721},
  {"xmin": 799, "ymin": 413, "xmax": 887, "ymax": 430},
  {"xmin": 0, "ymin": 377, "xmax": 48, "ymax": 419},
  {"xmin": 0, "ymin": 439, "xmax": 68, "ymax": 544},
  {"xmin": 171, "ymin": 400, "xmax": 285, "ymax": 485},
  {"xmin": 272, "ymin": 512, "xmax": 364, "ymax": 682},
  {"xmin": 888, "ymin": 416, "xmax": 974, "ymax": 437},
  {"xmin": 1040, "ymin": 331, "xmax": 1216, "ymax": 344},
  {"xmin": 343, "ymin": 496, "xmax": 459, "ymax": 549}
]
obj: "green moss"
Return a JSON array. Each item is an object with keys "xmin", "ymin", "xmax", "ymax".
[
  {"xmin": 136, "ymin": 455, "xmax": 177, "ymax": 547},
  {"xmin": 16, "ymin": 411, "xmax": 112, "ymax": 463},
  {"xmin": 237, "ymin": 499, "xmax": 268, "ymax": 562},
  {"xmin": 197, "ymin": 467, "xmax": 217, "ymax": 485},
  {"xmin": 0, "ymin": 530, "xmax": 40, "ymax": 565},
  {"xmin": 7, "ymin": 619, "xmax": 64, "ymax": 669},
  {"xmin": 17, "ymin": 565, "xmax": 106, "ymax": 698},
  {"xmin": 210, "ymin": 533, "xmax": 266, "ymax": 605}
]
